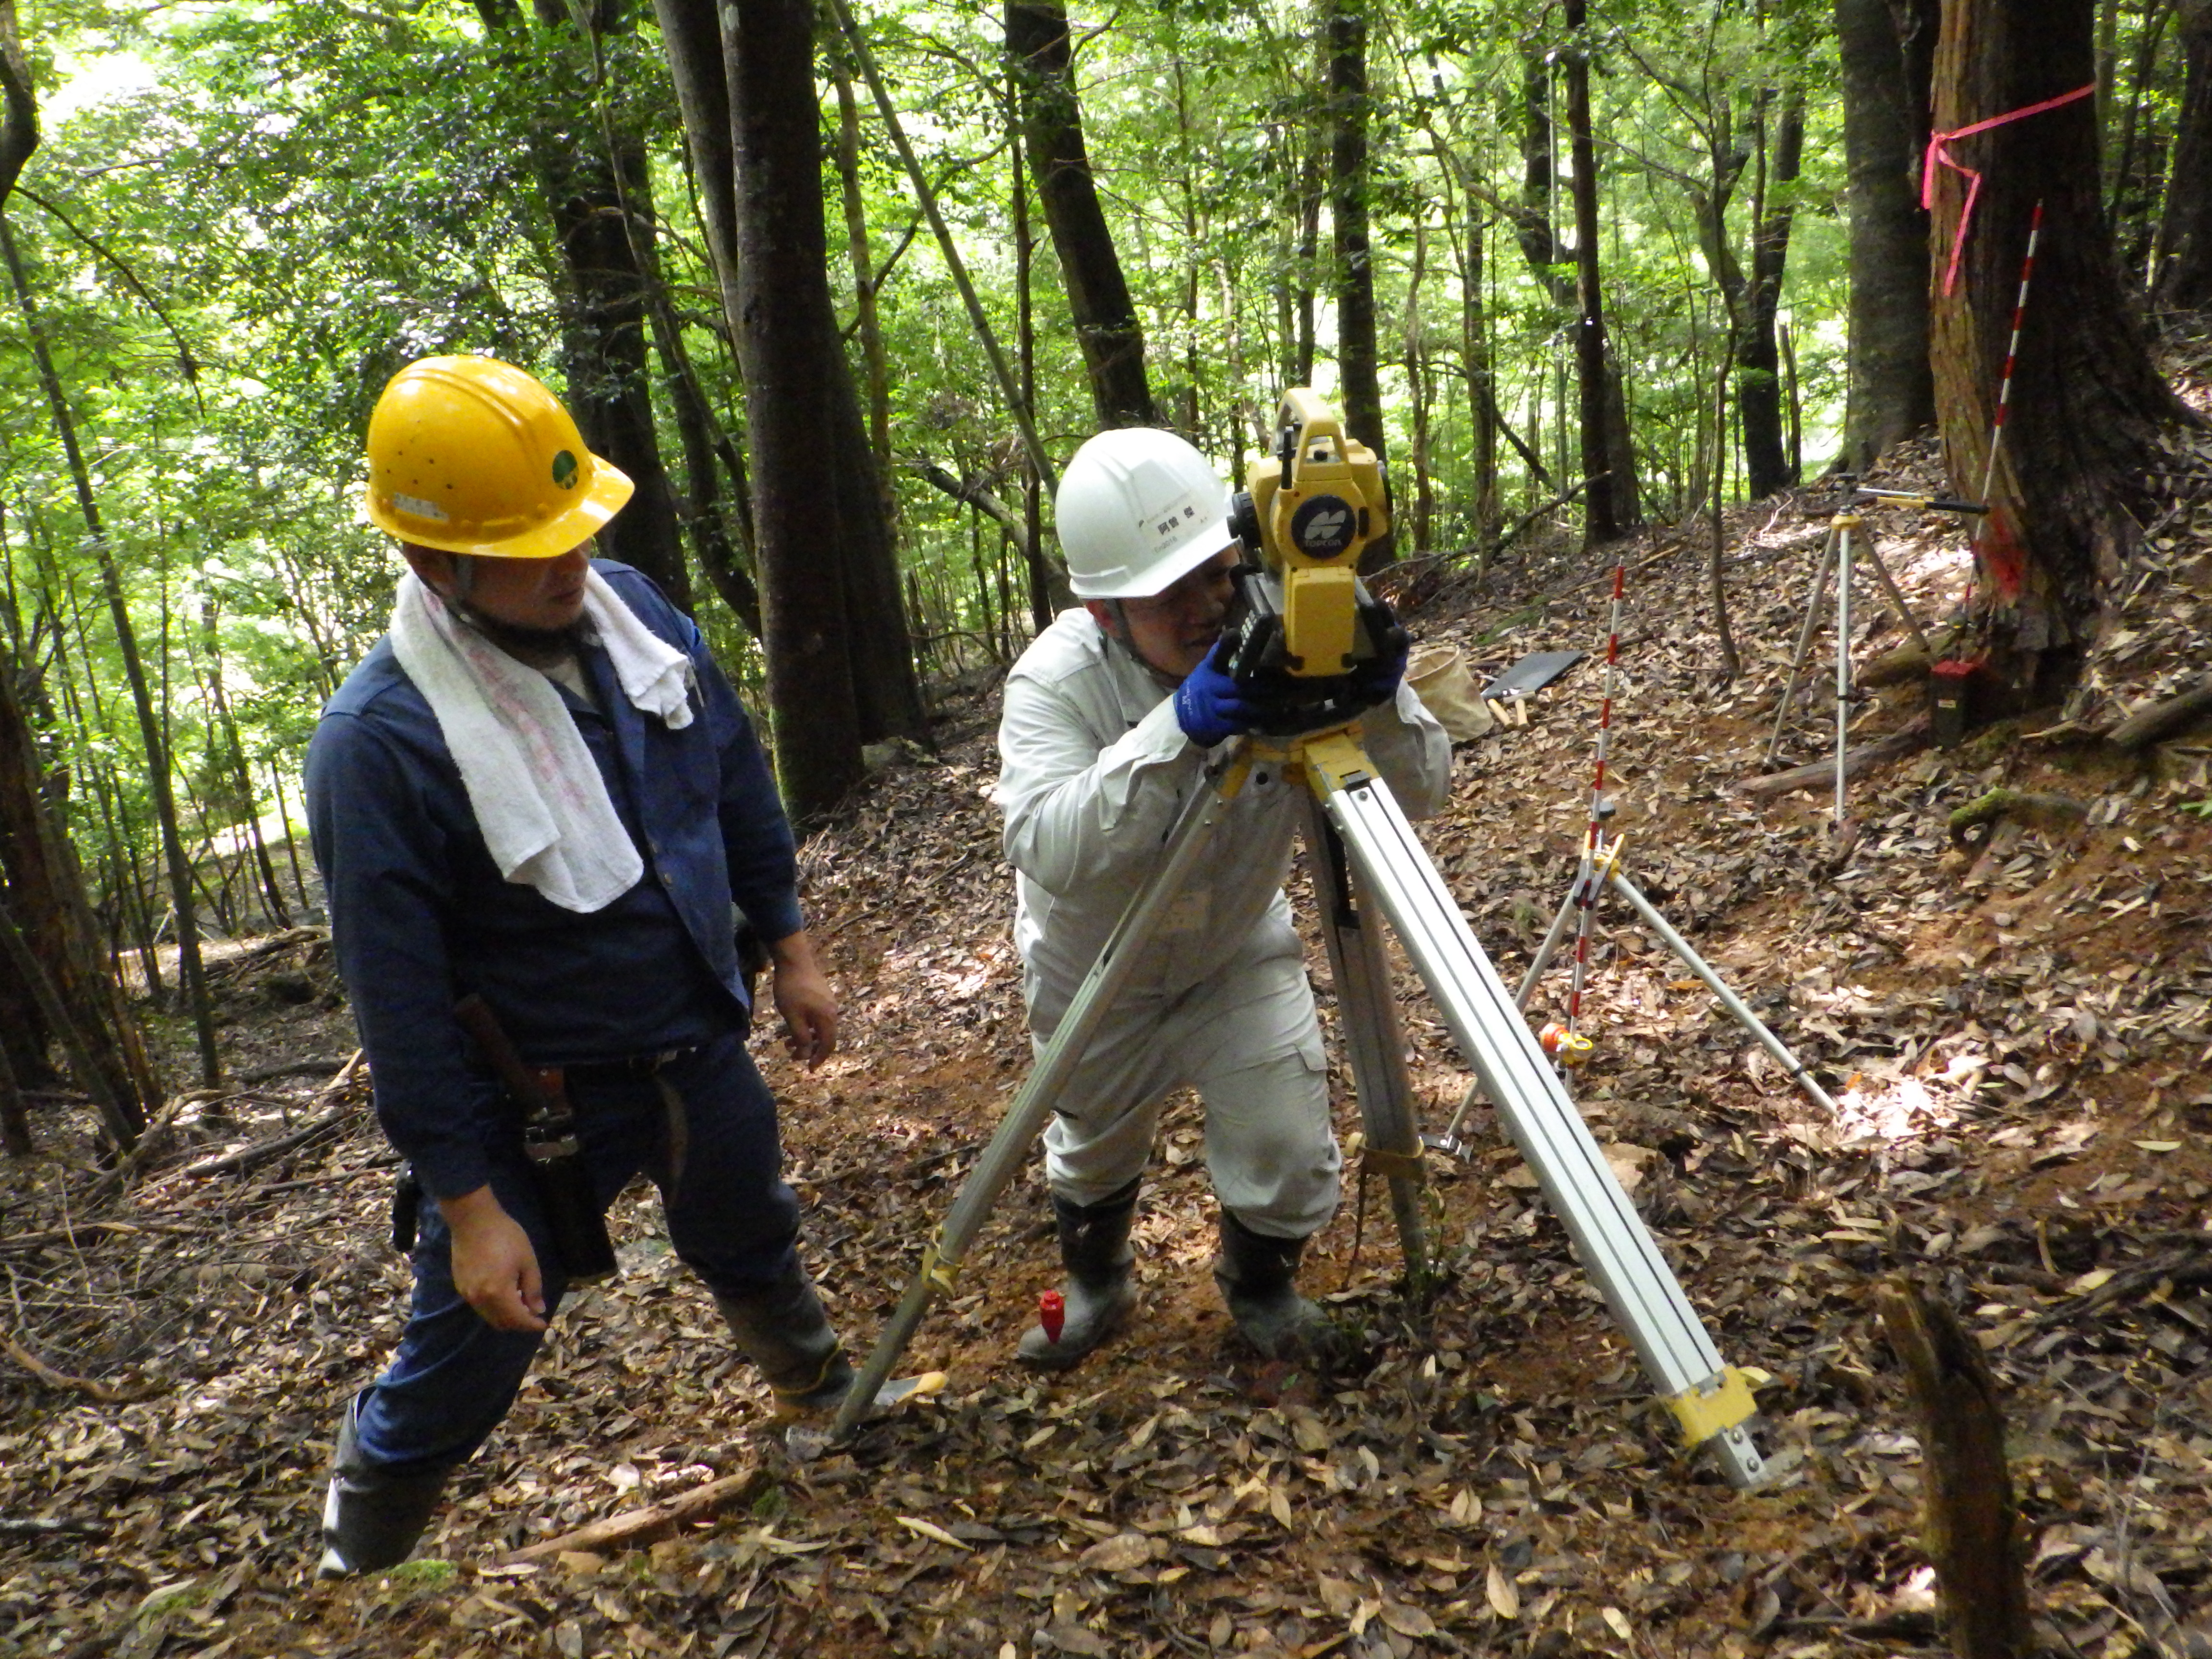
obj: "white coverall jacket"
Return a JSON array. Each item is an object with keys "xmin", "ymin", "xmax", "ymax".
[{"xmin": 994, "ymin": 608, "xmax": 1452, "ymax": 1237}]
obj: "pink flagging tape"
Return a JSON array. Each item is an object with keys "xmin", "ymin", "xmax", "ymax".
[{"xmin": 1923, "ymin": 82, "xmax": 2093, "ymax": 295}]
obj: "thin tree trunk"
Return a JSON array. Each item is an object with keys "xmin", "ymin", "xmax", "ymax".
[
  {"xmin": 0, "ymin": 0, "xmax": 31, "ymax": 211},
  {"xmin": 503, "ymin": 0, "xmax": 695, "ymax": 609},
  {"xmin": 1326, "ymin": 0, "xmax": 1394, "ymax": 572},
  {"xmin": 1012, "ymin": 109, "xmax": 1052, "ymax": 633},
  {"xmin": 2, "ymin": 217, "xmax": 215, "ymax": 1087},
  {"xmin": 1561, "ymin": 0, "xmax": 1621, "ymax": 543},
  {"xmin": 1007, "ymin": 0, "xmax": 1156, "ymax": 427},
  {"xmin": 1710, "ymin": 349, "xmax": 1741, "ymax": 678},
  {"xmin": 830, "ymin": 56, "xmax": 894, "ymax": 506},
  {"xmin": 1739, "ymin": 92, "xmax": 1805, "ymax": 496},
  {"xmin": 2156, "ymin": 0, "xmax": 2212, "ymax": 304}
]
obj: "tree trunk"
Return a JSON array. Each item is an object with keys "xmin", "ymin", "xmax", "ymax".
[
  {"xmin": 1006, "ymin": 0, "xmax": 1156, "ymax": 428},
  {"xmin": 1836, "ymin": 0, "xmax": 1937, "ymax": 471},
  {"xmin": 487, "ymin": 0, "xmax": 697, "ymax": 610},
  {"xmin": 721, "ymin": 0, "xmax": 862, "ymax": 818},
  {"xmin": 0, "ymin": 0, "xmax": 31, "ymax": 209},
  {"xmin": 1929, "ymin": 0, "xmax": 2193, "ymax": 692},
  {"xmin": 2, "ymin": 217, "xmax": 217, "ymax": 1087},
  {"xmin": 830, "ymin": 56, "xmax": 894, "ymax": 499},
  {"xmin": 1739, "ymin": 92, "xmax": 1805, "ymax": 497},
  {"xmin": 1012, "ymin": 110, "xmax": 1053, "ymax": 633},
  {"xmin": 1562, "ymin": 0, "xmax": 1622, "ymax": 543},
  {"xmin": 2156, "ymin": 0, "xmax": 2212, "ymax": 305},
  {"xmin": 658, "ymin": 0, "xmax": 923, "ymax": 755},
  {"xmin": 0, "ymin": 643, "xmax": 156, "ymax": 1145},
  {"xmin": 1325, "ymin": 0, "xmax": 1395, "ymax": 573}
]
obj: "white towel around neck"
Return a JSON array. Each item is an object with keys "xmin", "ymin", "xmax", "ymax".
[{"xmin": 388, "ymin": 568, "xmax": 697, "ymax": 913}]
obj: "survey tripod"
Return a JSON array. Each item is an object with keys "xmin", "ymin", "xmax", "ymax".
[
  {"xmin": 1765, "ymin": 488, "xmax": 1986, "ymax": 828},
  {"xmin": 830, "ymin": 397, "xmax": 1771, "ymax": 1487},
  {"xmin": 829, "ymin": 715, "xmax": 1768, "ymax": 1485}
]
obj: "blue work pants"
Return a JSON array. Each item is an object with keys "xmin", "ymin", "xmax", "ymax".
[{"xmin": 347, "ymin": 1028, "xmax": 799, "ymax": 1477}]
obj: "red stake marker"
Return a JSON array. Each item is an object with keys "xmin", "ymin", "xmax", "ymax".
[{"xmin": 1039, "ymin": 1289, "xmax": 1065, "ymax": 1344}]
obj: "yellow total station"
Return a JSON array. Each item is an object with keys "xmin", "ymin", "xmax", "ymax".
[{"xmin": 1238, "ymin": 389, "xmax": 1390, "ymax": 678}]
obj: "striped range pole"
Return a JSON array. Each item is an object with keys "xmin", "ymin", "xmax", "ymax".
[
  {"xmin": 1560, "ymin": 556, "xmax": 1627, "ymax": 1060},
  {"xmin": 1978, "ymin": 200, "xmax": 2046, "ymax": 512}
]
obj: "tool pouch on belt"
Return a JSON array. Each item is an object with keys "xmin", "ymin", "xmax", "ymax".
[
  {"xmin": 520, "ymin": 1067, "xmax": 619, "ymax": 1284},
  {"xmin": 390, "ymin": 1167, "xmax": 422, "ymax": 1256},
  {"xmin": 454, "ymin": 993, "xmax": 618, "ymax": 1284}
]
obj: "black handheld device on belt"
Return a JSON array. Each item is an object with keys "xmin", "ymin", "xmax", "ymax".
[{"xmin": 453, "ymin": 993, "xmax": 619, "ymax": 1284}]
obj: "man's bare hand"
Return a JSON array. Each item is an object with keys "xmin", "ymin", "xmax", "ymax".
[
  {"xmin": 768, "ymin": 928, "xmax": 840, "ymax": 1070},
  {"xmin": 438, "ymin": 1187, "xmax": 548, "ymax": 1332}
]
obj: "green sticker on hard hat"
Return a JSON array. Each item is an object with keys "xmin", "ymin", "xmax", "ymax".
[{"xmin": 552, "ymin": 450, "xmax": 579, "ymax": 490}]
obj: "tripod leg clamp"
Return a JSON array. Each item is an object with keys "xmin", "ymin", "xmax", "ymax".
[
  {"xmin": 1361, "ymin": 1146, "xmax": 1427, "ymax": 1183},
  {"xmin": 1665, "ymin": 1366, "xmax": 1758, "ymax": 1446},
  {"xmin": 921, "ymin": 1240, "xmax": 962, "ymax": 1297}
]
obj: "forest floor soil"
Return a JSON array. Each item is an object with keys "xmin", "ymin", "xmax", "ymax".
[{"xmin": 8, "ymin": 424, "xmax": 2212, "ymax": 1657}]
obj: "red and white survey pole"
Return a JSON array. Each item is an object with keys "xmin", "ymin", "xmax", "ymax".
[{"xmin": 1978, "ymin": 199, "xmax": 2045, "ymax": 516}]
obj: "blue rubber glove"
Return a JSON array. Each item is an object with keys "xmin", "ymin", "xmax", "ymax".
[
  {"xmin": 1174, "ymin": 642, "xmax": 1260, "ymax": 747},
  {"xmin": 1349, "ymin": 627, "xmax": 1409, "ymax": 711}
]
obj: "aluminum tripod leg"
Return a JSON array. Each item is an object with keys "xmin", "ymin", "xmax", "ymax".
[
  {"xmin": 1764, "ymin": 523, "xmax": 1838, "ymax": 767},
  {"xmin": 1603, "ymin": 868, "xmax": 1837, "ymax": 1113},
  {"xmin": 1432, "ymin": 877, "xmax": 1578, "ymax": 1155},
  {"xmin": 1858, "ymin": 535, "xmax": 1931, "ymax": 658},
  {"xmin": 1301, "ymin": 797, "xmax": 1429, "ymax": 1285},
  {"xmin": 828, "ymin": 767, "xmax": 1240, "ymax": 1443},
  {"xmin": 1299, "ymin": 733, "xmax": 1767, "ymax": 1486}
]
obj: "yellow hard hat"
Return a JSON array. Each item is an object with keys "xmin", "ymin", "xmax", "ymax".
[{"xmin": 363, "ymin": 356, "xmax": 635, "ymax": 558}]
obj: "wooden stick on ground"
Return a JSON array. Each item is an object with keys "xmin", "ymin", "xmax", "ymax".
[
  {"xmin": 1, "ymin": 1332, "xmax": 141, "ymax": 1405},
  {"xmin": 1739, "ymin": 723, "xmax": 1929, "ymax": 798},
  {"xmin": 1875, "ymin": 1277, "xmax": 2032, "ymax": 1659},
  {"xmin": 174, "ymin": 1049, "xmax": 365, "ymax": 1181},
  {"xmin": 499, "ymin": 1465, "xmax": 771, "ymax": 1564}
]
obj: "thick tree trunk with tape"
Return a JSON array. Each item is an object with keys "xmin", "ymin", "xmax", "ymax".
[
  {"xmin": 1875, "ymin": 1279, "xmax": 2031, "ymax": 1659},
  {"xmin": 1927, "ymin": 0, "xmax": 2191, "ymax": 697}
]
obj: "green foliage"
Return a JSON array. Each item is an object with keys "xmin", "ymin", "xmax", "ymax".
[{"xmin": 0, "ymin": 0, "xmax": 2178, "ymax": 927}]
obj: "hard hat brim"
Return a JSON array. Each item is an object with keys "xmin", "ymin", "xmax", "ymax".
[
  {"xmin": 1068, "ymin": 513, "xmax": 1235, "ymax": 600},
  {"xmin": 367, "ymin": 454, "xmax": 636, "ymax": 559}
]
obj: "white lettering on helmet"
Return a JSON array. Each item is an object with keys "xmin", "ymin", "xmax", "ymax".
[{"xmin": 392, "ymin": 492, "xmax": 449, "ymax": 523}]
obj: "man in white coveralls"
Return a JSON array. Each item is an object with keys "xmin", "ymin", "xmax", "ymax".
[{"xmin": 994, "ymin": 427, "xmax": 1450, "ymax": 1370}]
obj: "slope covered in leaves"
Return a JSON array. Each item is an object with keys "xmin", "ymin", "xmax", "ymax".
[{"xmin": 5, "ymin": 452, "xmax": 2212, "ymax": 1657}]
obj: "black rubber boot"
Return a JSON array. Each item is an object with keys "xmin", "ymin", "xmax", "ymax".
[
  {"xmin": 1017, "ymin": 1178, "xmax": 1140, "ymax": 1371},
  {"xmin": 715, "ymin": 1267, "xmax": 854, "ymax": 1419},
  {"xmin": 1212, "ymin": 1210, "xmax": 1338, "ymax": 1361},
  {"xmin": 315, "ymin": 1394, "xmax": 451, "ymax": 1579}
]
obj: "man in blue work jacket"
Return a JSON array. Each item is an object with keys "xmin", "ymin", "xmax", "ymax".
[{"xmin": 307, "ymin": 356, "xmax": 849, "ymax": 1576}]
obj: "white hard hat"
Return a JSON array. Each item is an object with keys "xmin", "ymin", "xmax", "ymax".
[{"xmin": 1055, "ymin": 428, "xmax": 1233, "ymax": 599}]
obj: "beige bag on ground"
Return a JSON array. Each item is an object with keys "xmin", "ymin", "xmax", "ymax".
[{"xmin": 1406, "ymin": 644, "xmax": 1497, "ymax": 742}]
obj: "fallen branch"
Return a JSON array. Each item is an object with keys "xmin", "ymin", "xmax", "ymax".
[
  {"xmin": 2103, "ymin": 676, "xmax": 2212, "ymax": 752},
  {"xmin": 499, "ymin": 1464, "xmax": 770, "ymax": 1563},
  {"xmin": 0, "ymin": 1516, "xmax": 107, "ymax": 1539},
  {"xmin": 236, "ymin": 1055, "xmax": 351, "ymax": 1086},
  {"xmin": 1737, "ymin": 721, "xmax": 1930, "ymax": 798},
  {"xmin": 175, "ymin": 1050, "xmax": 366, "ymax": 1180},
  {"xmin": 1, "ymin": 1333, "xmax": 149, "ymax": 1405},
  {"xmin": 1947, "ymin": 788, "xmax": 2088, "ymax": 850}
]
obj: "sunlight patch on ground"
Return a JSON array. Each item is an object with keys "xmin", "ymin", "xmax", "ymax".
[{"xmin": 1828, "ymin": 1073, "xmax": 1960, "ymax": 1145}]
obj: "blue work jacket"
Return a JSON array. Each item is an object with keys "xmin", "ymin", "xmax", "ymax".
[{"xmin": 306, "ymin": 561, "xmax": 803, "ymax": 1202}]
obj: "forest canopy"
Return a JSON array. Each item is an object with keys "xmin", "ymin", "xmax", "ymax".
[{"xmin": 0, "ymin": 0, "xmax": 2200, "ymax": 1104}]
